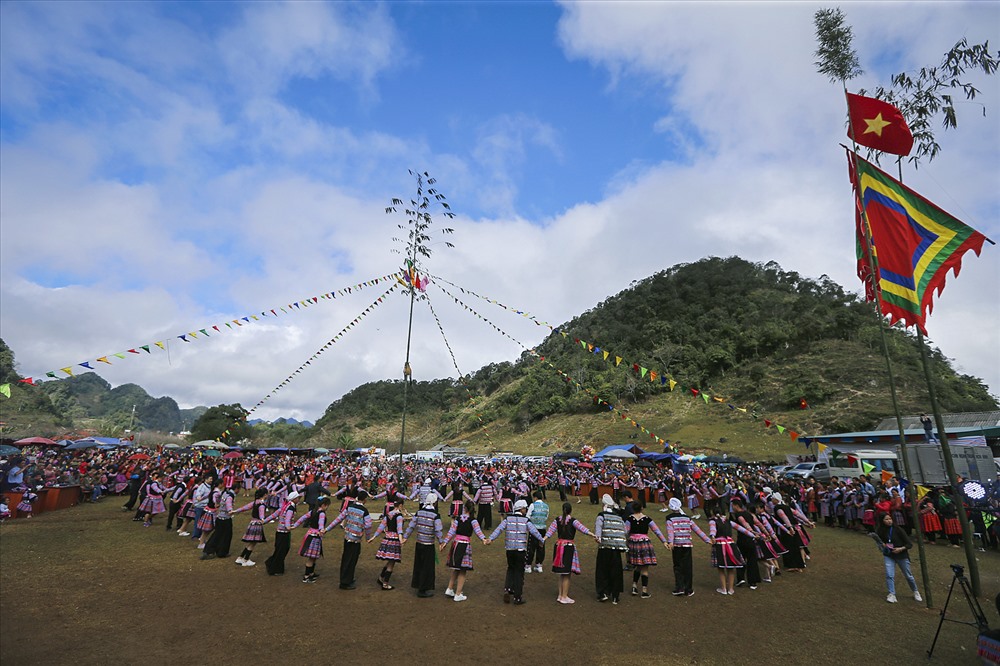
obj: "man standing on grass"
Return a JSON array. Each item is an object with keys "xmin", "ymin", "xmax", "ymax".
[
  {"xmin": 327, "ymin": 489, "xmax": 373, "ymax": 590},
  {"xmin": 487, "ymin": 499, "xmax": 544, "ymax": 605}
]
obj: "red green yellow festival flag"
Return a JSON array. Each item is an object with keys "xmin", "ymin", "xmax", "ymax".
[{"xmin": 849, "ymin": 150, "xmax": 990, "ymax": 334}]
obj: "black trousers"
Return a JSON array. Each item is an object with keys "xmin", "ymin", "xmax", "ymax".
[
  {"xmin": 735, "ymin": 536, "xmax": 761, "ymax": 586},
  {"xmin": 265, "ymin": 531, "xmax": 291, "ymax": 575},
  {"xmin": 340, "ymin": 540, "xmax": 361, "ymax": 586},
  {"xmin": 504, "ymin": 550, "xmax": 526, "ymax": 599},
  {"xmin": 526, "ymin": 534, "xmax": 545, "ymax": 565},
  {"xmin": 124, "ymin": 484, "xmax": 141, "ymax": 509},
  {"xmin": 671, "ymin": 546, "xmax": 693, "ymax": 593},
  {"xmin": 207, "ymin": 518, "xmax": 233, "ymax": 557},
  {"xmin": 595, "ymin": 548, "xmax": 624, "ymax": 599},
  {"xmin": 411, "ymin": 543, "xmax": 436, "ymax": 592},
  {"xmin": 165, "ymin": 500, "xmax": 182, "ymax": 529},
  {"xmin": 477, "ymin": 503, "xmax": 493, "ymax": 530}
]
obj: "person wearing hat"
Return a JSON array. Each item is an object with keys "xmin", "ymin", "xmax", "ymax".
[
  {"xmin": 594, "ymin": 494, "xmax": 628, "ymax": 604},
  {"xmin": 262, "ymin": 490, "xmax": 300, "ymax": 575},
  {"xmin": 486, "ymin": 498, "xmax": 545, "ymax": 605},
  {"xmin": 664, "ymin": 497, "xmax": 711, "ymax": 596},
  {"xmin": 403, "ymin": 494, "xmax": 445, "ymax": 597}
]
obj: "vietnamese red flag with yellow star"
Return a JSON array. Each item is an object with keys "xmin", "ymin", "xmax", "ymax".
[{"xmin": 846, "ymin": 93, "xmax": 913, "ymax": 156}]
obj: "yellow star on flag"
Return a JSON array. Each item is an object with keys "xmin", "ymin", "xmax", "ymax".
[{"xmin": 863, "ymin": 113, "xmax": 892, "ymax": 136}]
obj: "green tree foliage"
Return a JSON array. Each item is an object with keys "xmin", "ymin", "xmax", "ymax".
[
  {"xmin": 189, "ymin": 404, "xmax": 252, "ymax": 443},
  {"xmin": 39, "ymin": 374, "xmax": 183, "ymax": 433},
  {"xmin": 0, "ymin": 337, "xmax": 19, "ymax": 384},
  {"xmin": 253, "ymin": 418, "xmax": 312, "ymax": 447},
  {"xmin": 0, "ymin": 338, "xmax": 67, "ymax": 435},
  {"xmin": 862, "ymin": 39, "xmax": 998, "ymax": 166},
  {"xmin": 814, "ymin": 8, "xmax": 863, "ymax": 83},
  {"xmin": 317, "ymin": 256, "xmax": 995, "ymax": 436}
]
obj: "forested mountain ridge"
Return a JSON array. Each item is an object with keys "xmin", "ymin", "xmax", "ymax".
[{"xmin": 312, "ymin": 257, "xmax": 996, "ymax": 451}]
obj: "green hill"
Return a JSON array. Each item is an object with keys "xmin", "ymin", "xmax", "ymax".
[{"xmin": 312, "ymin": 257, "xmax": 996, "ymax": 456}]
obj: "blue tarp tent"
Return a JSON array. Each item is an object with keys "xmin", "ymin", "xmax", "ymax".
[{"xmin": 594, "ymin": 444, "xmax": 645, "ymax": 458}]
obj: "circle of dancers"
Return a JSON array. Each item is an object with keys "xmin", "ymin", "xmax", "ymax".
[{"xmin": 124, "ymin": 463, "xmax": 817, "ymax": 605}]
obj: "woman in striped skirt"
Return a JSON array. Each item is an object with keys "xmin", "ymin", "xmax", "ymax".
[
  {"xmin": 293, "ymin": 496, "xmax": 330, "ymax": 583},
  {"xmin": 369, "ymin": 499, "xmax": 405, "ymax": 590},
  {"xmin": 625, "ymin": 507, "xmax": 668, "ymax": 598},
  {"xmin": 138, "ymin": 472, "xmax": 166, "ymax": 527},
  {"xmin": 438, "ymin": 500, "xmax": 488, "ymax": 602},
  {"xmin": 233, "ymin": 488, "xmax": 269, "ymax": 567},
  {"xmin": 196, "ymin": 480, "xmax": 223, "ymax": 550},
  {"xmin": 545, "ymin": 502, "xmax": 596, "ymax": 604}
]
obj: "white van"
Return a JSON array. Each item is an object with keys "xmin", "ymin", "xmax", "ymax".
[{"xmin": 821, "ymin": 449, "xmax": 900, "ymax": 480}]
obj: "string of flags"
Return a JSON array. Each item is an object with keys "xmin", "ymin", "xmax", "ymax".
[
  {"xmin": 423, "ymin": 294, "xmax": 495, "ymax": 447},
  {"xmin": 17, "ymin": 272, "xmax": 403, "ymax": 385},
  {"xmin": 428, "ymin": 281, "xmax": 673, "ymax": 449},
  {"xmin": 429, "ymin": 273, "xmax": 817, "ymax": 449},
  {"xmin": 553, "ymin": 330, "xmax": 812, "ymax": 447},
  {"xmin": 214, "ymin": 281, "xmax": 402, "ymax": 441},
  {"xmin": 427, "ymin": 273, "xmax": 556, "ymax": 330}
]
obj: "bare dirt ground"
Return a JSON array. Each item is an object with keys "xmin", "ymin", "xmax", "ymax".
[{"xmin": 1, "ymin": 498, "xmax": 998, "ymax": 665}]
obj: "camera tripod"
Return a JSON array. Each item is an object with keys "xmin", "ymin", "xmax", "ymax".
[{"xmin": 927, "ymin": 564, "xmax": 991, "ymax": 658}]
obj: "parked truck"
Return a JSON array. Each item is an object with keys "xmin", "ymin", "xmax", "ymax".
[{"xmin": 895, "ymin": 436, "xmax": 997, "ymax": 486}]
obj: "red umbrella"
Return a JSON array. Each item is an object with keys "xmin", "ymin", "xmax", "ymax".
[
  {"xmin": 127, "ymin": 453, "xmax": 150, "ymax": 461},
  {"xmin": 14, "ymin": 436, "xmax": 60, "ymax": 447},
  {"xmin": 578, "ymin": 462, "xmax": 594, "ymax": 469},
  {"xmin": 223, "ymin": 451, "xmax": 243, "ymax": 459}
]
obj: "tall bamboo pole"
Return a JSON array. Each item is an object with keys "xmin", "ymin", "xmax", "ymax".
[{"xmin": 917, "ymin": 329, "xmax": 981, "ymax": 596}]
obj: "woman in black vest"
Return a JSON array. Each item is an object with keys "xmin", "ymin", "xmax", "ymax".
[{"xmin": 545, "ymin": 502, "xmax": 596, "ymax": 604}]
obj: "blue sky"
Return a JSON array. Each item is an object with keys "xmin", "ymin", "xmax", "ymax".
[{"xmin": 1, "ymin": 1, "xmax": 997, "ymax": 424}]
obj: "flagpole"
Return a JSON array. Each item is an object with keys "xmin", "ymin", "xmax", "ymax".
[
  {"xmin": 893, "ymin": 160, "xmax": 982, "ymax": 598},
  {"xmin": 843, "ymin": 85, "xmax": 933, "ymax": 607}
]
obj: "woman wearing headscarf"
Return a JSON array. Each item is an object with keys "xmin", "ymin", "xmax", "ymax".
[
  {"xmin": 403, "ymin": 494, "xmax": 444, "ymax": 598},
  {"xmin": 594, "ymin": 494, "xmax": 627, "ymax": 604}
]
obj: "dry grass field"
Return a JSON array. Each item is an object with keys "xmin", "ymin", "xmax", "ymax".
[{"xmin": 1, "ymin": 497, "xmax": 998, "ymax": 665}]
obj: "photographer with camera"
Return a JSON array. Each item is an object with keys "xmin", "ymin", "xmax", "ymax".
[{"xmin": 874, "ymin": 512, "xmax": 923, "ymax": 604}]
